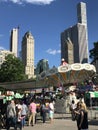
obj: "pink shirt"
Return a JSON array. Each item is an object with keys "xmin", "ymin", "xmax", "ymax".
[{"xmin": 29, "ymin": 102, "xmax": 36, "ymax": 113}]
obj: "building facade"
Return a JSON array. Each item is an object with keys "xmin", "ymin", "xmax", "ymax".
[
  {"xmin": 10, "ymin": 28, "xmax": 19, "ymax": 57},
  {"xmin": 36, "ymin": 59, "xmax": 49, "ymax": 75},
  {"xmin": 77, "ymin": 2, "xmax": 87, "ymax": 25},
  {"xmin": 21, "ymin": 31, "xmax": 34, "ymax": 79},
  {"xmin": 92, "ymin": 60, "xmax": 98, "ymax": 74},
  {"xmin": 61, "ymin": 2, "xmax": 88, "ymax": 64},
  {"xmin": 66, "ymin": 37, "xmax": 74, "ymax": 64}
]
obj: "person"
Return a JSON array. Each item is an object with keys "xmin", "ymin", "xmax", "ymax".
[
  {"xmin": 74, "ymin": 102, "xmax": 88, "ymax": 130},
  {"xmin": 6, "ymin": 100, "xmax": 17, "ymax": 130},
  {"xmin": 16, "ymin": 107, "xmax": 23, "ymax": 130},
  {"xmin": 70, "ymin": 100, "xmax": 77, "ymax": 121},
  {"xmin": 16, "ymin": 100, "xmax": 22, "ymax": 113},
  {"xmin": 49, "ymin": 100, "xmax": 54, "ymax": 123},
  {"xmin": 61, "ymin": 58, "xmax": 68, "ymax": 66},
  {"xmin": 21, "ymin": 101, "xmax": 28, "ymax": 128},
  {"xmin": 70, "ymin": 100, "xmax": 77, "ymax": 110},
  {"xmin": 40, "ymin": 100, "xmax": 47, "ymax": 123},
  {"xmin": 28, "ymin": 99, "xmax": 36, "ymax": 126}
]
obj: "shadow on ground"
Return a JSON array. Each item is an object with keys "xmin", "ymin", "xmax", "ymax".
[{"xmin": 88, "ymin": 119, "xmax": 98, "ymax": 126}]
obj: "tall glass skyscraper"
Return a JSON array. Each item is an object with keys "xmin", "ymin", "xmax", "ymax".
[
  {"xmin": 36, "ymin": 59, "xmax": 49, "ymax": 75},
  {"xmin": 61, "ymin": 2, "xmax": 88, "ymax": 64},
  {"xmin": 77, "ymin": 2, "xmax": 87, "ymax": 25}
]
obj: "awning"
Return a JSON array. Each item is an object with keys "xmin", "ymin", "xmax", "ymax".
[
  {"xmin": 0, "ymin": 79, "xmax": 49, "ymax": 90},
  {"xmin": 85, "ymin": 91, "xmax": 98, "ymax": 98}
]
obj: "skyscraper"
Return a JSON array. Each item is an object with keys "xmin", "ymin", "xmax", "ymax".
[
  {"xmin": 77, "ymin": 2, "xmax": 87, "ymax": 25},
  {"xmin": 21, "ymin": 31, "xmax": 34, "ymax": 79},
  {"xmin": 36, "ymin": 59, "xmax": 49, "ymax": 75},
  {"xmin": 10, "ymin": 28, "xmax": 19, "ymax": 57},
  {"xmin": 66, "ymin": 37, "xmax": 74, "ymax": 64},
  {"xmin": 77, "ymin": 2, "xmax": 89, "ymax": 62},
  {"xmin": 61, "ymin": 2, "xmax": 88, "ymax": 64}
]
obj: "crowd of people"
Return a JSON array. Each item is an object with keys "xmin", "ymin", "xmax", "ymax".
[
  {"xmin": 6, "ymin": 98, "xmax": 89, "ymax": 130},
  {"xmin": 0, "ymin": 88, "xmax": 90, "ymax": 130},
  {"xmin": 5, "ymin": 98, "xmax": 54, "ymax": 130}
]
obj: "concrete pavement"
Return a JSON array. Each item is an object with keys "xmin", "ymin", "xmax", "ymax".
[
  {"xmin": 23, "ymin": 118, "xmax": 98, "ymax": 130},
  {"xmin": 2, "ymin": 112, "xmax": 98, "ymax": 130},
  {"xmin": 23, "ymin": 112, "xmax": 98, "ymax": 130}
]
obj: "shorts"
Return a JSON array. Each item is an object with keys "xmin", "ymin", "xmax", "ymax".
[{"xmin": 49, "ymin": 111, "xmax": 54, "ymax": 119}]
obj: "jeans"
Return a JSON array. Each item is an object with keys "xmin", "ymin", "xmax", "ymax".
[
  {"xmin": 16, "ymin": 121, "xmax": 22, "ymax": 130},
  {"xmin": 42, "ymin": 111, "xmax": 46, "ymax": 123},
  {"xmin": 21, "ymin": 116, "xmax": 26, "ymax": 127},
  {"xmin": 6, "ymin": 117, "xmax": 17, "ymax": 130}
]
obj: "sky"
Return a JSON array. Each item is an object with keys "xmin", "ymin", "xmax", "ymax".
[{"xmin": 0, "ymin": 0, "xmax": 98, "ymax": 68}]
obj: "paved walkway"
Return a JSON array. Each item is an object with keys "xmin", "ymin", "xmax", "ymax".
[
  {"xmin": 1, "ymin": 112, "xmax": 98, "ymax": 130},
  {"xmin": 23, "ymin": 118, "xmax": 98, "ymax": 130}
]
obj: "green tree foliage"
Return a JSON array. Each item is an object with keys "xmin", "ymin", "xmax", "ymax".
[
  {"xmin": 0, "ymin": 54, "xmax": 27, "ymax": 82},
  {"xmin": 89, "ymin": 41, "xmax": 98, "ymax": 61}
]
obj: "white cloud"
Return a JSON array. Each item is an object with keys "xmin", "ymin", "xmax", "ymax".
[
  {"xmin": 1, "ymin": 0, "xmax": 56, "ymax": 5},
  {"xmin": 0, "ymin": 46, "xmax": 6, "ymax": 50},
  {"xmin": 46, "ymin": 48, "xmax": 61, "ymax": 55}
]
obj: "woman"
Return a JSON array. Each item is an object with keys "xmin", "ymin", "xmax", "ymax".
[
  {"xmin": 28, "ymin": 99, "xmax": 36, "ymax": 126},
  {"xmin": 74, "ymin": 102, "xmax": 88, "ymax": 130},
  {"xmin": 16, "ymin": 107, "xmax": 23, "ymax": 130},
  {"xmin": 49, "ymin": 100, "xmax": 54, "ymax": 123},
  {"xmin": 40, "ymin": 100, "xmax": 47, "ymax": 123}
]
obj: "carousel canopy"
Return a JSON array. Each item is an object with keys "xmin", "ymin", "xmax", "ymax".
[
  {"xmin": 38, "ymin": 63, "xmax": 96, "ymax": 86},
  {"xmin": 0, "ymin": 63, "xmax": 96, "ymax": 90}
]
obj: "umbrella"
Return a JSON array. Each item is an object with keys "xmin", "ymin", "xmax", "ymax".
[{"xmin": 45, "ymin": 63, "xmax": 96, "ymax": 86}]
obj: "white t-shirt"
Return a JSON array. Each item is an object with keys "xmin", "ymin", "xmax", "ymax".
[{"xmin": 49, "ymin": 103, "xmax": 54, "ymax": 111}]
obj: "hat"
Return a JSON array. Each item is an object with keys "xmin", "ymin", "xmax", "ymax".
[
  {"xmin": 61, "ymin": 58, "xmax": 65, "ymax": 61},
  {"xmin": 17, "ymin": 104, "xmax": 22, "ymax": 109}
]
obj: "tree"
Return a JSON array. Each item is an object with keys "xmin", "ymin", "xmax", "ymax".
[
  {"xmin": 0, "ymin": 54, "xmax": 27, "ymax": 82},
  {"xmin": 89, "ymin": 41, "xmax": 98, "ymax": 62}
]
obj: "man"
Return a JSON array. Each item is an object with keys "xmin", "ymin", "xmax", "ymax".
[
  {"xmin": 6, "ymin": 100, "xmax": 16, "ymax": 130},
  {"xmin": 21, "ymin": 101, "xmax": 28, "ymax": 127}
]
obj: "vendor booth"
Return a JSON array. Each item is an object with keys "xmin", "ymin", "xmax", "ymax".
[
  {"xmin": 85, "ymin": 91, "xmax": 98, "ymax": 108},
  {"xmin": 85, "ymin": 91, "xmax": 98, "ymax": 98}
]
